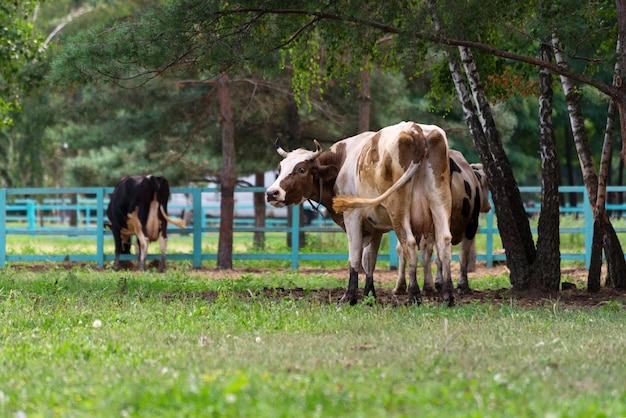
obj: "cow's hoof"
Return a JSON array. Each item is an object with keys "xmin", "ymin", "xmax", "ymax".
[
  {"xmin": 435, "ymin": 281, "xmax": 443, "ymax": 293},
  {"xmin": 442, "ymin": 294, "xmax": 455, "ymax": 307},
  {"xmin": 457, "ymin": 285, "xmax": 472, "ymax": 295},
  {"xmin": 337, "ymin": 293, "xmax": 358, "ymax": 306},
  {"xmin": 392, "ymin": 287, "xmax": 406, "ymax": 295},
  {"xmin": 422, "ymin": 286, "xmax": 437, "ymax": 296},
  {"xmin": 407, "ymin": 289, "xmax": 422, "ymax": 305},
  {"xmin": 363, "ymin": 286, "xmax": 376, "ymax": 299},
  {"xmin": 407, "ymin": 294, "xmax": 422, "ymax": 306}
]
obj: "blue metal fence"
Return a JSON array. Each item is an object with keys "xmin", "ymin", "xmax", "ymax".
[{"xmin": 1, "ymin": 185, "xmax": 626, "ymax": 269}]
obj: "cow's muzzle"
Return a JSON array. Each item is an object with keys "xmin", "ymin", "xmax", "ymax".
[{"xmin": 266, "ymin": 188, "xmax": 284, "ymax": 207}]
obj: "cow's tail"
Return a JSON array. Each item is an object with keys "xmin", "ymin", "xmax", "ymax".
[
  {"xmin": 159, "ymin": 206, "xmax": 187, "ymax": 229},
  {"xmin": 333, "ymin": 161, "xmax": 419, "ymax": 213}
]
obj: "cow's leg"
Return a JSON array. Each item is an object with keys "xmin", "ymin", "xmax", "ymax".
[
  {"xmin": 422, "ymin": 234, "xmax": 438, "ymax": 296},
  {"xmin": 405, "ymin": 242, "xmax": 421, "ymax": 305},
  {"xmin": 467, "ymin": 237, "xmax": 477, "ymax": 272},
  {"xmin": 392, "ymin": 241, "xmax": 406, "ymax": 295},
  {"xmin": 135, "ymin": 229, "xmax": 149, "ymax": 271},
  {"xmin": 430, "ymin": 196, "xmax": 454, "ymax": 306},
  {"xmin": 338, "ymin": 210, "xmax": 363, "ymax": 305},
  {"xmin": 457, "ymin": 237, "xmax": 473, "ymax": 294},
  {"xmin": 431, "ymin": 206, "xmax": 453, "ymax": 306},
  {"xmin": 111, "ymin": 227, "xmax": 123, "ymax": 270},
  {"xmin": 434, "ymin": 253, "xmax": 444, "ymax": 291},
  {"xmin": 399, "ymin": 221, "xmax": 420, "ymax": 305},
  {"xmin": 362, "ymin": 233, "xmax": 382, "ymax": 299},
  {"xmin": 158, "ymin": 234, "xmax": 167, "ymax": 273}
]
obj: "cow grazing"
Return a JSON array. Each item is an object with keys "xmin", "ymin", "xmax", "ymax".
[
  {"xmin": 266, "ymin": 121, "xmax": 453, "ymax": 305},
  {"xmin": 106, "ymin": 175, "xmax": 186, "ymax": 272},
  {"xmin": 393, "ymin": 150, "xmax": 491, "ymax": 295}
]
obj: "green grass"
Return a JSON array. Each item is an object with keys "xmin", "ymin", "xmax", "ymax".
[
  {"xmin": 7, "ymin": 215, "xmax": 626, "ymax": 270},
  {"xmin": 1, "ymin": 266, "xmax": 625, "ymax": 417}
]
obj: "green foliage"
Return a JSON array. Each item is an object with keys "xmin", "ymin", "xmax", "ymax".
[{"xmin": 0, "ymin": 0, "xmax": 44, "ymax": 126}]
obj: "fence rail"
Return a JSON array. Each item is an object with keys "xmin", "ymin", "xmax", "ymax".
[{"xmin": 1, "ymin": 186, "xmax": 626, "ymax": 270}]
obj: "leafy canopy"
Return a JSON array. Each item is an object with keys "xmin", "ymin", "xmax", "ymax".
[{"xmin": 0, "ymin": 0, "xmax": 44, "ymax": 126}]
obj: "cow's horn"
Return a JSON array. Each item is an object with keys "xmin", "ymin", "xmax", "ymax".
[
  {"xmin": 275, "ymin": 137, "xmax": 289, "ymax": 158},
  {"xmin": 311, "ymin": 140, "xmax": 322, "ymax": 159}
]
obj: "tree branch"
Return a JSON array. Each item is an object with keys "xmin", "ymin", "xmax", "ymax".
[{"xmin": 215, "ymin": 7, "xmax": 618, "ymax": 100}]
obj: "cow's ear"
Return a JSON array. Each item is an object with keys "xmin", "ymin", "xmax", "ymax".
[{"xmin": 316, "ymin": 165, "xmax": 339, "ymax": 181}]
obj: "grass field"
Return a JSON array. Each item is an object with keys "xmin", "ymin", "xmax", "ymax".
[
  {"xmin": 7, "ymin": 213, "xmax": 626, "ymax": 272},
  {"xmin": 1, "ymin": 265, "xmax": 625, "ymax": 417}
]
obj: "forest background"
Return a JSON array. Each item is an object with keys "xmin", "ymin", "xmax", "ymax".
[
  {"xmin": 2, "ymin": 0, "xmax": 625, "ymax": 291},
  {"xmin": 2, "ymin": 0, "xmax": 618, "ymax": 191}
]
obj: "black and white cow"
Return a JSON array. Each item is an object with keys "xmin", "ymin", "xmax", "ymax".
[
  {"xmin": 106, "ymin": 175, "xmax": 186, "ymax": 272},
  {"xmin": 393, "ymin": 149, "xmax": 491, "ymax": 295},
  {"xmin": 266, "ymin": 121, "xmax": 454, "ymax": 305}
]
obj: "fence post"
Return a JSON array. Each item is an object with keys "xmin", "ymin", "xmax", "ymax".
[
  {"xmin": 96, "ymin": 188, "xmax": 105, "ymax": 268},
  {"xmin": 0, "ymin": 189, "xmax": 6, "ymax": 268},
  {"xmin": 27, "ymin": 200, "xmax": 36, "ymax": 230},
  {"xmin": 291, "ymin": 205, "xmax": 300, "ymax": 270},
  {"xmin": 485, "ymin": 195, "xmax": 495, "ymax": 268},
  {"xmin": 583, "ymin": 189, "xmax": 593, "ymax": 269},
  {"xmin": 192, "ymin": 188, "xmax": 203, "ymax": 269},
  {"xmin": 388, "ymin": 231, "xmax": 398, "ymax": 269}
]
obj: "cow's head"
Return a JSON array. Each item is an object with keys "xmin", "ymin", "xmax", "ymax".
[
  {"xmin": 471, "ymin": 163, "xmax": 491, "ymax": 213},
  {"xmin": 266, "ymin": 139, "xmax": 334, "ymax": 207}
]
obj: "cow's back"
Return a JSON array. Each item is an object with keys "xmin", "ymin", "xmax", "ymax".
[
  {"xmin": 107, "ymin": 176, "xmax": 145, "ymax": 228},
  {"xmin": 334, "ymin": 123, "xmax": 426, "ymax": 198}
]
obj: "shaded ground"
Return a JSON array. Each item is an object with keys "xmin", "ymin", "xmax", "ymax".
[
  {"xmin": 8, "ymin": 261, "xmax": 626, "ymax": 309},
  {"xmin": 191, "ymin": 262, "xmax": 626, "ymax": 309}
]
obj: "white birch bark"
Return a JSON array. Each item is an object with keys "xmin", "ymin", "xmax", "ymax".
[{"xmin": 551, "ymin": 36, "xmax": 599, "ymax": 206}]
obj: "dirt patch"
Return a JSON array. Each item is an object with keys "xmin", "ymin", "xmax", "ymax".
[
  {"xmin": 7, "ymin": 261, "xmax": 626, "ymax": 309},
  {"xmin": 195, "ymin": 285, "xmax": 626, "ymax": 310},
  {"xmin": 190, "ymin": 262, "xmax": 626, "ymax": 309}
]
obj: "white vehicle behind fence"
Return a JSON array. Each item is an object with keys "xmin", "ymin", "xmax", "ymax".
[{"xmin": 169, "ymin": 171, "xmax": 325, "ymax": 225}]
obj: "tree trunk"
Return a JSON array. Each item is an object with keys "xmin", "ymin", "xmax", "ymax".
[
  {"xmin": 564, "ymin": 133, "xmax": 578, "ymax": 211},
  {"xmin": 552, "ymin": 38, "xmax": 599, "ymax": 204},
  {"xmin": 553, "ymin": 35, "xmax": 626, "ymax": 289},
  {"xmin": 285, "ymin": 89, "xmax": 306, "ymax": 248},
  {"xmin": 451, "ymin": 47, "xmax": 536, "ymax": 290},
  {"xmin": 253, "ymin": 171, "xmax": 266, "ymax": 249},
  {"xmin": 600, "ymin": 39, "xmax": 626, "ymax": 288},
  {"xmin": 536, "ymin": 42, "xmax": 561, "ymax": 291},
  {"xmin": 217, "ymin": 72, "xmax": 235, "ymax": 269},
  {"xmin": 616, "ymin": 0, "xmax": 626, "ymax": 163},
  {"xmin": 358, "ymin": 67, "xmax": 371, "ymax": 133}
]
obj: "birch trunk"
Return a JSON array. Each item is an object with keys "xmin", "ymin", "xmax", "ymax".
[
  {"xmin": 553, "ymin": 36, "xmax": 626, "ymax": 289},
  {"xmin": 599, "ymin": 40, "xmax": 626, "ymax": 288},
  {"xmin": 217, "ymin": 72, "xmax": 235, "ymax": 269},
  {"xmin": 617, "ymin": 0, "xmax": 626, "ymax": 162},
  {"xmin": 448, "ymin": 51, "xmax": 535, "ymax": 290},
  {"xmin": 536, "ymin": 42, "xmax": 561, "ymax": 290},
  {"xmin": 551, "ymin": 37, "xmax": 598, "ymax": 204}
]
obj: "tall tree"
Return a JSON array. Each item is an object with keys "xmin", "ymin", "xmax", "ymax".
[
  {"xmin": 553, "ymin": 35, "xmax": 626, "ymax": 289},
  {"xmin": 536, "ymin": 41, "xmax": 561, "ymax": 290},
  {"xmin": 447, "ymin": 49, "xmax": 535, "ymax": 289},
  {"xmin": 216, "ymin": 72, "xmax": 235, "ymax": 269}
]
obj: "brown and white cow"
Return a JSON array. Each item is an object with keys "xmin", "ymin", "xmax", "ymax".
[
  {"xmin": 393, "ymin": 149, "xmax": 491, "ymax": 295},
  {"xmin": 106, "ymin": 175, "xmax": 186, "ymax": 272},
  {"xmin": 266, "ymin": 121, "xmax": 453, "ymax": 305}
]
